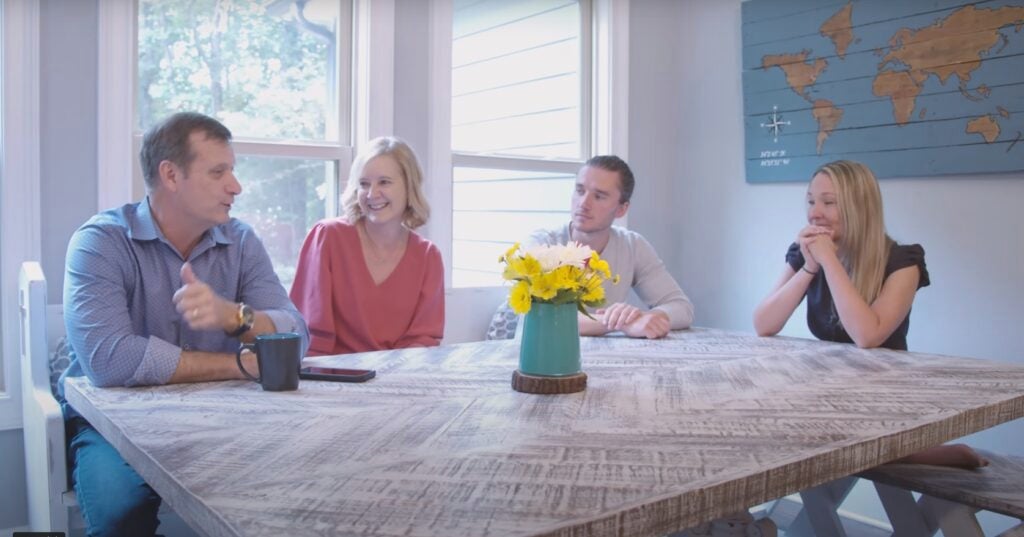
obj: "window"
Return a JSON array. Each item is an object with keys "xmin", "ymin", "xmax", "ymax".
[
  {"xmin": 135, "ymin": 0, "xmax": 353, "ymax": 286},
  {"xmin": 449, "ymin": 0, "xmax": 593, "ymax": 287}
]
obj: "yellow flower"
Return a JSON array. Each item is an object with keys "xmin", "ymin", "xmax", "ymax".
[
  {"xmin": 500, "ymin": 242, "xmax": 520, "ymax": 262},
  {"xmin": 509, "ymin": 255, "xmax": 542, "ymax": 280},
  {"xmin": 581, "ymin": 276, "xmax": 605, "ymax": 303},
  {"xmin": 530, "ymin": 272, "xmax": 559, "ymax": 300},
  {"xmin": 509, "ymin": 280, "xmax": 532, "ymax": 314},
  {"xmin": 500, "ymin": 242, "xmax": 616, "ymax": 311},
  {"xmin": 589, "ymin": 251, "xmax": 611, "ymax": 278},
  {"xmin": 553, "ymin": 265, "xmax": 580, "ymax": 291}
]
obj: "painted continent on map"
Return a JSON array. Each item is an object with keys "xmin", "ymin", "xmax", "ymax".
[
  {"xmin": 742, "ymin": 0, "xmax": 1024, "ymax": 182},
  {"xmin": 874, "ymin": 4, "xmax": 1024, "ymax": 139}
]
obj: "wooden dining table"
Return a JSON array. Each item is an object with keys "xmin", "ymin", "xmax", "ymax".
[{"xmin": 63, "ymin": 328, "xmax": 1024, "ymax": 537}]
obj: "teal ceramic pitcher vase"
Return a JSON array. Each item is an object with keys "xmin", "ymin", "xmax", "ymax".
[{"xmin": 518, "ymin": 302, "xmax": 581, "ymax": 377}]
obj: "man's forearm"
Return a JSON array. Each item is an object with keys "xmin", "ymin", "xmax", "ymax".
[
  {"xmin": 169, "ymin": 350, "xmax": 257, "ymax": 384},
  {"xmin": 578, "ymin": 313, "xmax": 610, "ymax": 336}
]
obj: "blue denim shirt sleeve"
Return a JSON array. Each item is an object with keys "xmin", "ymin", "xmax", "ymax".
[{"xmin": 64, "ymin": 221, "xmax": 181, "ymax": 387}]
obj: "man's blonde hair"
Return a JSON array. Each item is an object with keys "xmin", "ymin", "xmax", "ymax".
[
  {"xmin": 341, "ymin": 136, "xmax": 430, "ymax": 229},
  {"xmin": 815, "ymin": 160, "xmax": 893, "ymax": 305}
]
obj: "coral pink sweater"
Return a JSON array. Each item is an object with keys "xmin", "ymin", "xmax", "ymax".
[{"xmin": 290, "ymin": 220, "xmax": 444, "ymax": 356}]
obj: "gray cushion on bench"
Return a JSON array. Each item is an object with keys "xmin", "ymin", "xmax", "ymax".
[
  {"xmin": 49, "ymin": 336, "xmax": 72, "ymax": 398},
  {"xmin": 485, "ymin": 302, "xmax": 518, "ymax": 340}
]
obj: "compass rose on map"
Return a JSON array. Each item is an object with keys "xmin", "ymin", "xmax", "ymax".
[{"xmin": 760, "ymin": 105, "xmax": 791, "ymax": 143}]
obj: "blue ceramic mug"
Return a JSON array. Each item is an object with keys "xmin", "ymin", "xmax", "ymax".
[{"xmin": 236, "ymin": 332, "xmax": 301, "ymax": 391}]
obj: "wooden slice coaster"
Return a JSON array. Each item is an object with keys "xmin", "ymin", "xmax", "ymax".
[{"xmin": 511, "ymin": 370, "xmax": 587, "ymax": 394}]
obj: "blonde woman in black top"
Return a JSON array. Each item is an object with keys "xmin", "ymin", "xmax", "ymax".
[{"xmin": 754, "ymin": 159, "xmax": 986, "ymax": 468}]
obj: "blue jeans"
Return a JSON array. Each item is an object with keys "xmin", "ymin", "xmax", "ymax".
[{"xmin": 66, "ymin": 413, "xmax": 162, "ymax": 537}]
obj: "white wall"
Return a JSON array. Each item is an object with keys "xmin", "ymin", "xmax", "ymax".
[
  {"xmin": 626, "ymin": 0, "xmax": 1024, "ymax": 529},
  {"xmin": 39, "ymin": 0, "xmax": 99, "ymax": 300}
]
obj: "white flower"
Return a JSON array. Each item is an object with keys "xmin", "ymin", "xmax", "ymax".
[{"xmin": 524, "ymin": 242, "xmax": 593, "ymax": 272}]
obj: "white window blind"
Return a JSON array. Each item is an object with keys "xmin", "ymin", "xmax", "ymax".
[{"xmin": 451, "ymin": 0, "xmax": 588, "ymax": 288}]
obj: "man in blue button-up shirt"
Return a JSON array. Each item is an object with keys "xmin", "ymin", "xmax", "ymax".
[{"xmin": 61, "ymin": 111, "xmax": 310, "ymax": 536}]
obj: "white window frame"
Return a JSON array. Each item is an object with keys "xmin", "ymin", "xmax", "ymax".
[
  {"xmin": 97, "ymin": 0, "xmax": 136, "ymax": 210},
  {"xmin": 98, "ymin": 0, "xmax": 375, "ymax": 209},
  {"xmin": 0, "ymin": 0, "xmax": 42, "ymax": 430},
  {"xmin": 426, "ymin": 0, "xmax": 630, "ymax": 290},
  {"xmin": 354, "ymin": 0, "xmax": 395, "ymax": 145}
]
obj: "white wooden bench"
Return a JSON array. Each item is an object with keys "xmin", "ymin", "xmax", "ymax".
[
  {"xmin": 19, "ymin": 261, "xmax": 79, "ymax": 533},
  {"xmin": 861, "ymin": 450, "xmax": 1024, "ymax": 537},
  {"xmin": 783, "ymin": 451, "xmax": 1024, "ymax": 537}
]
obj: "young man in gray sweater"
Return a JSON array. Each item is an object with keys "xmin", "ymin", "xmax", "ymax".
[{"xmin": 526, "ymin": 155, "xmax": 694, "ymax": 339}]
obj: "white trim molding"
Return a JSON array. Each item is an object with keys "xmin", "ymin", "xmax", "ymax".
[
  {"xmin": 593, "ymin": 0, "xmax": 629, "ymax": 229},
  {"xmin": 353, "ymin": 0, "xmax": 395, "ymax": 147},
  {"xmin": 424, "ymin": 0, "xmax": 453, "ymax": 287},
  {"xmin": 97, "ymin": 0, "xmax": 137, "ymax": 210},
  {"xmin": 1, "ymin": 0, "xmax": 42, "ymax": 430},
  {"xmin": 592, "ymin": 0, "xmax": 629, "ymax": 159}
]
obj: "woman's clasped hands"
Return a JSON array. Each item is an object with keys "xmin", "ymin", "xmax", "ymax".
[{"xmin": 798, "ymin": 225, "xmax": 836, "ymax": 272}]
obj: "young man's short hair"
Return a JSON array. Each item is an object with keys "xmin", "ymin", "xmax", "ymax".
[{"xmin": 584, "ymin": 155, "xmax": 635, "ymax": 204}]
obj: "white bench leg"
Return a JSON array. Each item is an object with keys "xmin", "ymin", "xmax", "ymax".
[
  {"xmin": 873, "ymin": 482, "xmax": 934, "ymax": 537},
  {"xmin": 787, "ymin": 476, "xmax": 858, "ymax": 537},
  {"xmin": 918, "ymin": 495, "xmax": 984, "ymax": 537}
]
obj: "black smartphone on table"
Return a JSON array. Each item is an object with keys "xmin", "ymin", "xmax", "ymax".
[{"xmin": 299, "ymin": 366, "xmax": 376, "ymax": 383}]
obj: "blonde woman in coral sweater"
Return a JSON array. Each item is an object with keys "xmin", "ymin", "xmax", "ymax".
[{"xmin": 291, "ymin": 137, "xmax": 444, "ymax": 355}]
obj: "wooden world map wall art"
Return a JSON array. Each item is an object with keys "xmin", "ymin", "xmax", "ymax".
[{"xmin": 742, "ymin": 0, "xmax": 1024, "ymax": 182}]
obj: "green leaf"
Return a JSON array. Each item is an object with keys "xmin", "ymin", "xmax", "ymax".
[{"xmin": 577, "ymin": 301, "xmax": 597, "ymax": 321}]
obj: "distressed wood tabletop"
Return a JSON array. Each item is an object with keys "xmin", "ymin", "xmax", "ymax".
[{"xmin": 64, "ymin": 328, "xmax": 1024, "ymax": 537}]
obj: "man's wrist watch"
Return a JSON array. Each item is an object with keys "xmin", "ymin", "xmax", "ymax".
[{"xmin": 228, "ymin": 303, "xmax": 255, "ymax": 337}]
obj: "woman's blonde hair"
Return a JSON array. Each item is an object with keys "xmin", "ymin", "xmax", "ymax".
[
  {"xmin": 815, "ymin": 160, "xmax": 893, "ymax": 305},
  {"xmin": 341, "ymin": 136, "xmax": 430, "ymax": 229}
]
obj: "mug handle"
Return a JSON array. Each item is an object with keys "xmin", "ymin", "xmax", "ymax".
[{"xmin": 236, "ymin": 343, "xmax": 260, "ymax": 382}]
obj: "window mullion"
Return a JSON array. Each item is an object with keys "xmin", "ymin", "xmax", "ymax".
[
  {"xmin": 591, "ymin": 0, "xmax": 629, "ymax": 158},
  {"xmin": 353, "ymin": 0, "xmax": 395, "ymax": 146},
  {"xmin": 230, "ymin": 140, "xmax": 354, "ymax": 161},
  {"xmin": 579, "ymin": 0, "xmax": 593, "ymax": 160},
  {"xmin": 452, "ymin": 153, "xmax": 582, "ymax": 174}
]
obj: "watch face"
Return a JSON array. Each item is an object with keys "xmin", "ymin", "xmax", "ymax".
[
  {"xmin": 241, "ymin": 304, "xmax": 255, "ymax": 326},
  {"xmin": 229, "ymin": 303, "xmax": 256, "ymax": 337}
]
